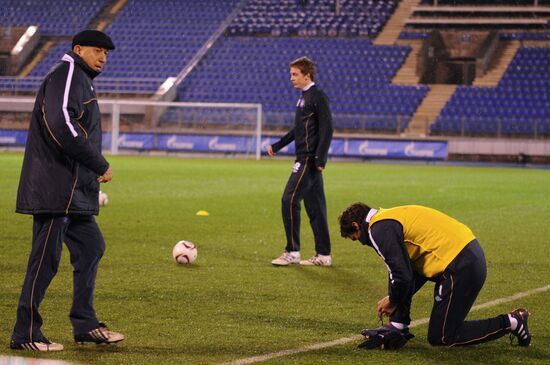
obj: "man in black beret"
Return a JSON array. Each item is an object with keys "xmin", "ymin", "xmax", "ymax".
[{"xmin": 10, "ymin": 29, "xmax": 123, "ymax": 352}]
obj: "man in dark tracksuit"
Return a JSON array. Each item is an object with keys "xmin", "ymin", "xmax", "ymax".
[
  {"xmin": 269, "ymin": 56, "xmax": 334, "ymax": 267},
  {"xmin": 338, "ymin": 203, "xmax": 531, "ymax": 349},
  {"xmin": 10, "ymin": 30, "xmax": 123, "ymax": 352}
]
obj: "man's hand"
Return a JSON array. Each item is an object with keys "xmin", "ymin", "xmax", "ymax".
[
  {"xmin": 377, "ymin": 296, "xmax": 397, "ymax": 317},
  {"xmin": 267, "ymin": 146, "xmax": 275, "ymax": 157},
  {"xmin": 98, "ymin": 166, "xmax": 112, "ymax": 183},
  {"xmin": 317, "ymin": 166, "xmax": 324, "ymax": 172}
]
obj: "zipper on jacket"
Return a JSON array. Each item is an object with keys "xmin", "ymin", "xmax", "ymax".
[
  {"xmin": 41, "ymin": 104, "xmax": 62, "ymax": 147},
  {"xmin": 303, "ymin": 113, "xmax": 314, "ymax": 153},
  {"xmin": 65, "ymin": 165, "xmax": 79, "ymax": 215}
]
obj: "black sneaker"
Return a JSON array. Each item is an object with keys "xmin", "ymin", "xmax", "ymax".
[
  {"xmin": 74, "ymin": 322, "xmax": 124, "ymax": 345},
  {"xmin": 10, "ymin": 339, "xmax": 64, "ymax": 351},
  {"xmin": 359, "ymin": 323, "xmax": 413, "ymax": 350},
  {"xmin": 510, "ymin": 308, "xmax": 531, "ymax": 347}
]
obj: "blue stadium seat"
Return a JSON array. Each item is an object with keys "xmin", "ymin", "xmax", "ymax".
[{"xmin": 431, "ymin": 47, "xmax": 550, "ymax": 136}]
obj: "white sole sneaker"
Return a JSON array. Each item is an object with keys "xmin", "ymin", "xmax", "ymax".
[
  {"xmin": 300, "ymin": 255, "xmax": 332, "ymax": 266},
  {"xmin": 74, "ymin": 323, "xmax": 125, "ymax": 345},
  {"xmin": 10, "ymin": 340, "xmax": 64, "ymax": 351},
  {"xmin": 271, "ymin": 252, "xmax": 301, "ymax": 266}
]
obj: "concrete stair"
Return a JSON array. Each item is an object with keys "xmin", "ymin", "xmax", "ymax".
[
  {"xmin": 374, "ymin": 0, "xmax": 420, "ymax": 45},
  {"xmin": 406, "ymin": 84, "xmax": 456, "ymax": 136},
  {"xmin": 392, "ymin": 41, "xmax": 423, "ymax": 85},
  {"xmin": 18, "ymin": 40, "xmax": 56, "ymax": 77},
  {"xmin": 474, "ymin": 41, "xmax": 520, "ymax": 87}
]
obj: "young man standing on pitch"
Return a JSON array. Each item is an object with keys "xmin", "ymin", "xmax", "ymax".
[
  {"xmin": 338, "ymin": 203, "xmax": 531, "ymax": 349},
  {"xmin": 10, "ymin": 30, "xmax": 124, "ymax": 351},
  {"xmin": 268, "ymin": 56, "xmax": 334, "ymax": 267}
]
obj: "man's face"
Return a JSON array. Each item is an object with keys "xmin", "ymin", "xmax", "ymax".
[
  {"xmin": 290, "ymin": 66, "xmax": 310, "ymax": 89},
  {"xmin": 347, "ymin": 222, "xmax": 361, "ymax": 241},
  {"xmin": 348, "ymin": 230, "xmax": 361, "ymax": 241},
  {"xmin": 74, "ymin": 45, "xmax": 108, "ymax": 72}
]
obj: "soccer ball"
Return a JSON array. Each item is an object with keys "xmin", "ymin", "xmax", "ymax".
[
  {"xmin": 172, "ymin": 240, "xmax": 198, "ymax": 264},
  {"xmin": 99, "ymin": 191, "xmax": 108, "ymax": 206}
]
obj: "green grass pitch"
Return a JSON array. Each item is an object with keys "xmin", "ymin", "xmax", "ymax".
[{"xmin": 1, "ymin": 153, "xmax": 549, "ymax": 364}]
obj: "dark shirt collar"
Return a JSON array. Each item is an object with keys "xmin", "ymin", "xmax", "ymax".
[
  {"xmin": 359, "ymin": 208, "xmax": 378, "ymax": 246},
  {"xmin": 65, "ymin": 51, "xmax": 100, "ymax": 79}
]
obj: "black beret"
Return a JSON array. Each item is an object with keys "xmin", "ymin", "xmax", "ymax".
[{"xmin": 72, "ymin": 30, "xmax": 115, "ymax": 50}]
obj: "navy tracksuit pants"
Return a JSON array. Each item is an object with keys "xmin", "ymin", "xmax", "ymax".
[
  {"xmin": 281, "ymin": 157, "xmax": 331, "ymax": 255},
  {"xmin": 12, "ymin": 214, "xmax": 104, "ymax": 343},
  {"xmin": 390, "ymin": 240, "xmax": 511, "ymax": 346}
]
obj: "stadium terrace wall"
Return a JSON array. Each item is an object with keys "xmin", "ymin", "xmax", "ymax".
[
  {"xmin": 2, "ymin": 129, "xmax": 550, "ymax": 163},
  {"xmin": 447, "ymin": 137, "xmax": 550, "ymax": 164},
  {"xmin": 0, "ymin": 129, "xmax": 448, "ymax": 160}
]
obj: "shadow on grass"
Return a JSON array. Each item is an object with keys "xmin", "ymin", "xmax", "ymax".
[{"xmin": 291, "ymin": 264, "xmax": 372, "ymax": 290}]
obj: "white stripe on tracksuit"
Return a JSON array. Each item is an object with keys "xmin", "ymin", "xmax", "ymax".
[
  {"xmin": 61, "ymin": 54, "xmax": 78, "ymax": 137},
  {"xmin": 364, "ymin": 210, "xmax": 395, "ymax": 283},
  {"xmin": 368, "ymin": 229, "xmax": 395, "ymax": 284}
]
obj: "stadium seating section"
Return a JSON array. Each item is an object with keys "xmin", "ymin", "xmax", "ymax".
[
  {"xmin": 174, "ymin": 36, "xmax": 427, "ymax": 130},
  {"xmin": 432, "ymin": 47, "xmax": 550, "ymax": 136},
  {"xmin": 0, "ymin": 0, "xmax": 108, "ymax": 36},
  {"xmin": 1, "ymin": 0, "xmax": 549, "ymax": 136},
  {"xmin": 228, "ymin": 0, "xmax": 397, "ymax": 38},
  {"xmin": 99, "ymin": 0, "xmax": 240, "ymax": 82},
  {"xmin": 2, "ymin": 0, "xmax": 241, "ymax": 94},
  {"xmin": 400, "ymin": 32, "xmax": 550, "ymax": 41},
  {"xmin": 420, "ymin": 1, "xmax": 550, "ymax": 4}
]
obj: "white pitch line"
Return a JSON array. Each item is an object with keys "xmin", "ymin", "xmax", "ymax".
[{"xmin": 219, "ymin": 284, "xmax": 550, "ymax": 365}]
